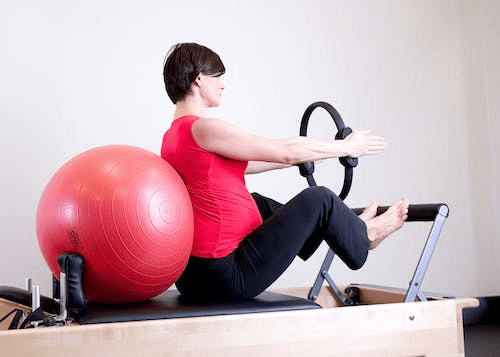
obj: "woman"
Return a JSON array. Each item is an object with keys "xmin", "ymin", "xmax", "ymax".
[{"xmin": 161, "ymin": 43, "xmax": 409, "ymax": 301}]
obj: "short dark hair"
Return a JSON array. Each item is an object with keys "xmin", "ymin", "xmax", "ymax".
[{"xmin": 163, "ymin": 43, "xmax": 226, "ymax": 104}]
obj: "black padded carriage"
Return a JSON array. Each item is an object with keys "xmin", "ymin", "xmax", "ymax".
[
  {"xmin": 0, "ymin": 275, "xmax": 320, "ymax": 327},
  {"xmin": 77, "ymin": 290, "xmax": 320, "ymax": 325}
]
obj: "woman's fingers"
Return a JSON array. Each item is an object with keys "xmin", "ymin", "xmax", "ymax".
[{"xmin": 345, "ymin": 131, "xmax": 387, "ymax": 157}]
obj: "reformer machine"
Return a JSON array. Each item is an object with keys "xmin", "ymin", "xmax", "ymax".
[{"xmin": 0, "ymin": 102, "xmax": 479, "ymax": 357}]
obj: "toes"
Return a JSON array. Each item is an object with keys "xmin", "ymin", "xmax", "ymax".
[
  {"xmin": 399, "ymin": 198, "xmax": 410, "ymax": 218},
  {"xmin": 366, "ymin": 200, "xmax": 381, "ymax": 212},
  {"xmin": 359, "ymin": 201, "xmax": 381, "ymax": 220}
]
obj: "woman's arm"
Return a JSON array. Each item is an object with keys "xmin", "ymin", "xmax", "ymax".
[
  {"xmin": 245, "ymin": 161, "xmax": 292, "ymax": 174},
  {"xmin": 192, "ymin": 117, "xmax": 386, "ymax": 165}
]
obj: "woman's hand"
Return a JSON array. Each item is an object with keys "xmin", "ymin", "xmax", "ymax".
[{"xmin": 343, "ymin": 131, "xmax": 387, "ymax": 158}]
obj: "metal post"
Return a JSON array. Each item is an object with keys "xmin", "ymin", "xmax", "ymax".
[{"xmin": 404, "ymin": 205, "xmax": 449, "ymax": 302}]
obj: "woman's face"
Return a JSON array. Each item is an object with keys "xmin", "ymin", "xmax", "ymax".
[{"xmin": 198, "ymin": 73, "xmax": 224, "ymax": 108}]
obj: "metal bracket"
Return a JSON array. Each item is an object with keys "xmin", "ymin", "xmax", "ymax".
[{"xmin": 23, "ymin": 272, "xmax": 69, "ymax": 327}]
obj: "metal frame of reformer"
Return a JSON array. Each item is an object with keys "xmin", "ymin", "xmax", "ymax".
[{"xmin": 309, "ymin": 203, "xmax": 450, "ymax": 304}]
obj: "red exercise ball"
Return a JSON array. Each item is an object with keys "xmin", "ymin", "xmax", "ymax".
[{"xmin": 36, "ymin": 145, "xmax": 193, "ymax": 303}]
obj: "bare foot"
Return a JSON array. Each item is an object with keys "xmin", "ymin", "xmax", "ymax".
[{"xmin": 360, "ymin": 198, "xmax": 409, "ymax": 250}]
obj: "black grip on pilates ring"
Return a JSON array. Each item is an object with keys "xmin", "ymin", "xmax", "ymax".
[{"xmin": 298, "ymin": 101, "xmax": 357, "ymax": 200}]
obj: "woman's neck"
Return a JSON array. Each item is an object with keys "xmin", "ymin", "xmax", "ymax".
[{"xmin": 174, "ymin": 97, "xmax": 206, "ymax": 119}]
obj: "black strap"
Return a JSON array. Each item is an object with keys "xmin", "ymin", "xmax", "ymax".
[
  {"xmin": 8, "ymin": 310, "xmax": 25, "ymax": 329},
  {"xmin": 0, "ymin": 309, "xmax": 26, "ymax": 330}
]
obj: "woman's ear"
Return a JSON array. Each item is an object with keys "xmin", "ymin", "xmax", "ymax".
[{"xmin": 193, "ymin": 74, "xmax": 202, "ymax": 87}]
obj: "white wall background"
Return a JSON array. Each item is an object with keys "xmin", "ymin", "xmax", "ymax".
[{"xmin": 1, "ymin": 0, "xmax": 499, "ymax": 299}]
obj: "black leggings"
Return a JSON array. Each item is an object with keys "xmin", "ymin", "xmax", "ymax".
[{"xmin": 175, "ymin": 186, "xmax": 370, "ymax": 301}]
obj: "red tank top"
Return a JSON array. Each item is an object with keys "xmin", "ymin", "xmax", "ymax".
[{"xmin": 161, "ymin": 115, "xmax": 263, "ymax": 258}]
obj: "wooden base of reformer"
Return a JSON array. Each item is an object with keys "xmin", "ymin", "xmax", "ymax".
[{"xmin": 0, "ymin": 285, "xmax": 478, "ymax": 357}]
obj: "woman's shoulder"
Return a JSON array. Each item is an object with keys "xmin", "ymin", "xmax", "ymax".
[{"xmin": 191, "ymin": 117, "xmax": 242, "ymax": 133}]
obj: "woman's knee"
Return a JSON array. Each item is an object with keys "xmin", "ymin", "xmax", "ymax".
[
  {"xmin": 298, "ymin": 186, "xmax": 343, "ymax": 211},
  {"xmin": 300, "ymin": 186, "xmax": 336, "ymax": 201}
]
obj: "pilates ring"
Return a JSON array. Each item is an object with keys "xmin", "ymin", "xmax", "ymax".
[{"xmin": 298, "ymin": 101, "xmax": 358, "ymax": 200}]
